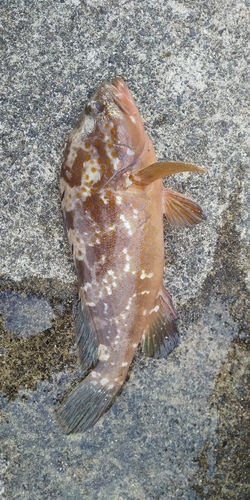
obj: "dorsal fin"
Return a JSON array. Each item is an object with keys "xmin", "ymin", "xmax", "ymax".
[{"xmin": 136, "ymin": 161, "xmax": 207, "ymax": 183}]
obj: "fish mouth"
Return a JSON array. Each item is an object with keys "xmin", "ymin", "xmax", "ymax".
[
  {"xmin": 92, "ymin": 78, "xmax": 136, "ymax": 116},
  {"xmin": 111, "ymin": 77, "xmax": 137, "ymax": 115}
]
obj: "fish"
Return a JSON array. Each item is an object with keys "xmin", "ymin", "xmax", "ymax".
[{"xmin": 57, "ymin": 77, "xmax": 206, "ymax": 433}]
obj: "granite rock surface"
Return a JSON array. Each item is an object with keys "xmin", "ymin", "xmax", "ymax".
[{"xmin": 0, "ymin": 0, "xmax": 249, "ymax": 498}]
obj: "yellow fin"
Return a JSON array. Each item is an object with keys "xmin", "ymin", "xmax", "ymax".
[
  {"xmin": 136, "ymin": 161, "xmax": 207, "ymax": 183},
  {"xmin": 163, "ymin": 188, "xmax": 207, "ymax": 227}
]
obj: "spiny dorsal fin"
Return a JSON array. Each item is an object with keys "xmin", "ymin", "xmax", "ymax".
[
  {"xmin": 163, "ymin": 188, "xmax": 207, "ymax": 227},
  {"xmin": 136, "ymin": 160, "xmax": 207, "ymax": 183},
  {"xmin": 140, "ymin": 286, "xmax": 179, "ymax": 358}
]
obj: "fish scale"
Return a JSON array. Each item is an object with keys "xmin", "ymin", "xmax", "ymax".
[{"xmin": 57, "ymin": 77, "xmax": 207, "ymax": 433}]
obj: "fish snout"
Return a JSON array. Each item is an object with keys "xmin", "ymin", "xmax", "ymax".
[{"xmin": 112, "ymin": 77, "xmax": 137, "ymax": 115}]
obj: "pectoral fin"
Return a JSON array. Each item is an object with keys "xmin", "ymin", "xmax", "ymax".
[
  {"xmin": 140, "ymin": 286, "xmax": 179, "ymax": 358},
  {"xmin": 136, "ymin": 160, "xmax": 206, "ymax": 183},
  {"xmin": 163, "ymin": 188, "xmax": 207, "ymax": 227}
]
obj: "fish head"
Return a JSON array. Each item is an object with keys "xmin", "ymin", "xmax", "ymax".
[
  {"xmin": 93, "ymin": 77, "xmax": 147, "ymax": 155},
  {"xmin": 61, "ymin": 78, "xmax": 152, "ymax": 197}
]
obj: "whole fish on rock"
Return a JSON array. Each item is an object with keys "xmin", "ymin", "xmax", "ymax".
[{"xmin": 58, "ymin": 77, "xmax": 206, "ymax": 433}]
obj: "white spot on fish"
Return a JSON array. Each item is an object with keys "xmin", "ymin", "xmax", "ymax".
[
  {"xmin": 125, "ymin": 299, "xmax": 132, "ymax": 311},
  {"xmin": 125, "ymin": 293, "xmax": 136, "ymax": 311},
  {"xmin": 83, "ymin": 115, "xmax": 95, "ymax": 134},
  {"xmin": 113, "ymin": 156, "xmax": 120, "ymax": 170},
  {"xmin": 129, "ymin": 115, "xmax": 136, "ymax": 124},
  {"xmin": 141, "ymin": 290, "xmax": 150, "ymax": 295},
  {"xmin": 98, "ymin": 344, "xmax": 110, "ymax": 361},
  {"xmin": 105, "ymin": 285, "xmax": 112, "ymax": 295},
  {"xmin": 83, "ymin": 283, "xmax": 92, "ymax": 292},
  {"xmin": 86, "ymin": 301, "xmax": 96, "ymax": 307},
  {"xmin": 120, "ymin": 214, "xmax": 133, "ymax": 234},
  {"xmin": 149, "ymin": 305, "xmax": 160, "ymax": 314},
  {"xmin": 120, "ymin": 214, "xmax": 129, "ymax": 227},
  {"xmin": 122, "ymin": 249, "xmax": 131, "ymax": 262},
  {"xmin": 107, "ymin": 269, "xmax": 115, "ymax": 276},
  {"xmin": 84, "ymin": 161, "xmax": 101, "ymax": 184},
  {"xmin": 125, "ymin": 176, "xmax": 133, "ymax": 188},
  {"xmin": 99, "ymin": 191, "xmax": 109, "ymax": 204},
  {"xmin": 116, "ymin": 195, "xmax": 122, "ymax": 204},
  {"xmin": 132, "ymin": 343, "xmax": 138, "ymax": 348},
  {"xmin": 126, "ymin": 146, "xmax": 134, "ymax": 155},
  {"xmin": 106, "ymin": 150, "xmax": 120, "ymax": 170},
  {"xmin": 124, "ymin": 263, "xmax": 130, "ymax": 272},
  {"xmin": 100, "ymin": 377, "xmax": 109, "ymax": 386},
  {"xmin": 121, "ymin": 362, "xmax": 128, "ymax": 367},
  {"xmin": 143, "ymin": 309, "xmax": 147, "ymax": 316},
  {"xmin": 140, "ymin": 270, "xmax": 154, "ymax": 280}
]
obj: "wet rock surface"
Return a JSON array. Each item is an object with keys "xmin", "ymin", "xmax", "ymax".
[{"xmin": 1, "ymin": 0, "xmax": 250, "ymax": 498}]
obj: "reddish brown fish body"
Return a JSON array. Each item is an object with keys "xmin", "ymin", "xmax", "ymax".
[{"xmin": 58, "ymin": 78, "xmax": 206, "ymax": 433}]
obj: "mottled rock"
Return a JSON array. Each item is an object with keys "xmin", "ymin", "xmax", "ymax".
[{"xmin": 0, "ymin": 0, "xmax": 249, "ymax": 499}]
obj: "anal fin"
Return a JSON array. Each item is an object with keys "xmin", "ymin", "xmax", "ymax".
[
  {"xmin": 163, "ymin": 188, "xmax": 207, "ymax": 227},
  {"xmin": 140, "ymin": 286, "xmax": 179, "ymax": 358},
  {"xmin": 75, "ymin": 297, "xmax": 98, "ymax": 370}
]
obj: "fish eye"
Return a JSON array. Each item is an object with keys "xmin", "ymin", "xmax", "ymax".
[{"xmin": 84, "ymin": 100, "xmax": 104, "ymax": 115}]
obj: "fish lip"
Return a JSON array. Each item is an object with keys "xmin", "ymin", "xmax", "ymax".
[{"xmin": 93, "ymin": 78, "xmax": 136, "ymax": 116}]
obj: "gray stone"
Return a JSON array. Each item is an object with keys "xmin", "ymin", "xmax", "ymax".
[{"xmin": 0, "ymin": 0, "xmax": 249, "ymax": 499}]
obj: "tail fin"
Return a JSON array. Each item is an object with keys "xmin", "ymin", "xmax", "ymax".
[{"xmin": 57, "ymin": 373, "xmax": 119, "ymax": 434}]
